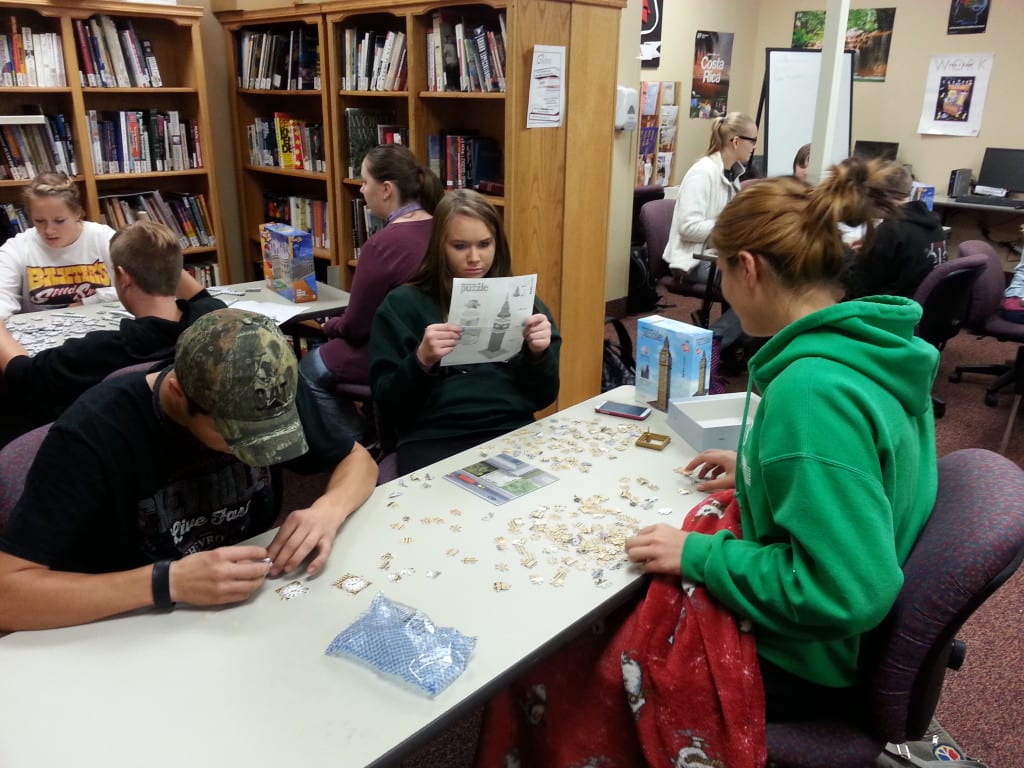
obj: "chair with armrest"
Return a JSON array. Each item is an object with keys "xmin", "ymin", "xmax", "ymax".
[
  {"xmin": 631, "ymin": 185, "xmax": 665, "ymax": 247},
  {"xmin": 949, "ymin": 240, "xmax": 1024, "ymax": 408},
  {"xmin": 766, "ymin": 448, "xmax": 1024, "ymax": 768},
  {"xmin": 640, "ymin": 198, "xmax": 723, "ymax": 327},
  {"xmin": 911, "ymin": 252, "xmax": 987, "ymax": 417},
  {"xmin": 0, "ymin": 423, "xmax": 52, "ymax": 533}
]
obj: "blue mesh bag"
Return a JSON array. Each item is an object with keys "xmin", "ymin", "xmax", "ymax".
[{"xmin": 325, "ymin": 592, "xmax": 477, "ymax": 697}]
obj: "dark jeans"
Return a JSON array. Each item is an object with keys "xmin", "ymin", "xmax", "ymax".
[
  {"xmin": 761, "ymin": 657, "xmax": 859, "ymax": 722},
  {"xmin": 397, "ymin": 429, "xmax": 512, "ymax": 476}
]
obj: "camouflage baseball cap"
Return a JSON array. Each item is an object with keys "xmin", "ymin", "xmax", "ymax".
[{"xmin": 174, "ymin": 308, "xmax": 307, "ymax": 466}]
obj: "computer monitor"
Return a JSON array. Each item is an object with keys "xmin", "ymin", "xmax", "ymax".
[
  {"xmin": 853, "ymin": 140, "xmax": 899, "ymax": 161},
  {"xmin": 977, "ymin": 148, "xmax": 1024, "ymax": 193}
]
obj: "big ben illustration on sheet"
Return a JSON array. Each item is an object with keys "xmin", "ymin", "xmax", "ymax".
[{"xmin": 443, "ymin": 274, "xmax": 538, "ymax": 367}]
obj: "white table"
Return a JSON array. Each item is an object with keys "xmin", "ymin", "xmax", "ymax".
[
  {"xmin": 211, "ymin": 280, "xmax": 350, "ymax": 323},
  {"xmin": 0, "ymin": 386, "xmax": 701, "ymax": 768},
  {"xmin": 5, "ymin": 281, "xmax": 349, "ymax": 354}
]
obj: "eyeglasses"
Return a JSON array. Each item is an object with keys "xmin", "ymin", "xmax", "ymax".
[{"xmin": 736, "ymin": 135, "xmax": 758, "ymax": 144}]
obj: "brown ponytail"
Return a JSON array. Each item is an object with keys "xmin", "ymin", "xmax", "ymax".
[{"xmin": 710, "ymin": 157, "xmax": 909, "ymax": 289}]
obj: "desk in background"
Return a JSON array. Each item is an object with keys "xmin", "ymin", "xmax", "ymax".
[
  {"xmin": 932, "ymin": 194, "xmax": 1024, "ymax": 216},
  {"xmin": 0, "ymin": 386, "xmax": 701, "ymax": 768}
]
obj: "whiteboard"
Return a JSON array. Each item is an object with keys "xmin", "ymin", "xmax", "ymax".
[{"xmin": 762, "ymin": 48, "xmax": 853, "ymax": 178}]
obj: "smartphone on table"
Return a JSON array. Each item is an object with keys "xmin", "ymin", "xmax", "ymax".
[{"xmin": 594, "ymin": 400, "xmax": 652, "ymax": 421}]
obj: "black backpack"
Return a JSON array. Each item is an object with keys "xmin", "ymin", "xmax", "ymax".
[
  {"xmin": 627, "ymin": 245, "xmax": 661, "ymax": 314},
  {"xmin": 602, "ymin": 317, "xmax": 636, "ymax": 392}
]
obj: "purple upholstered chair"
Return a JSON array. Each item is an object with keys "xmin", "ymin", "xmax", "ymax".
[
  {"xmin": 640, "ymin": 198, "xmax": 724, "ymax": 327},
  {"xmin": 949, "ymin": 241, "xmax": 1024, "ymax": 404},
  {"xmin": 0, "ymin": 423, "xmax": 52, "ymax": 532},
  {"xmin": 767, "ymin": 448, "xmax": 1024, "ymax": 768}
]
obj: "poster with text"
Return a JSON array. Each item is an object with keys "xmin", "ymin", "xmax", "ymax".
[
  {"xmin": 640, "ymin": 0, "xmax": 664, "ymax": 68},
  {"xmin": 917, "ymin": 53, "xmax": 993, "ymax": 136},
  {"xmin": 793, "ymin": 8, "xmax": 895, "ymax": 81},
  {"xmin": 689, "ymin": 31, "xmax": 734, "ymax": 119},
  {"xmin": 948, "ymin": 0, "xmax": 991, "ymax": 34}
]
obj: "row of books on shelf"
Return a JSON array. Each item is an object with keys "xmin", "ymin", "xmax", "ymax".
[
  {"xmin": 262, "ymin": 192, "xmax": 330, "ymax": 250},
  {"xmin": 1, "ymin": 202, "xmax": 27, "ymax": 235},
  {"xmin": 427, "ymin": 133, "xmax": 502, "ymax": 192},
  {"xmin": 86, "ymin": 109, "xmax": 202, "ymax": 175},
  {"xmin": 72, "ymin": 16, "xmax": 163, "ymax": 89},
  {"xmin": 341, "ymin": 28, "xmax": 408, "ymax": 92},
  {"xmin": 343, "ymin": 108, "xmax": 413, "ymax": 179},
  {"xmin": 349, "ymin": 197, "xmax": 383, "ymax": 259},
  {"xmin": 246, "ymin": 115, "xmax": 325, "ymax": 173},
  {"xmin": 0, "ymin": 112, "xmax": 76, "ymax": 181},
  {"xmin": 237, "ymin": 26, "xmax": 319, "ymax": 91},
  {"xmin": 426, "ymin": 11, "xmax": 506, "ymax": 93},
  {"xmin": 185, "ymin": 261, "xmax": 220, "ymax": 288},
  {"xmin": 1, "ymin": 22, "xmax": 67, "ymax": 87},
  {"xmin": 98, "ymin": 190, "xmax": 214, "ymax": 250}
]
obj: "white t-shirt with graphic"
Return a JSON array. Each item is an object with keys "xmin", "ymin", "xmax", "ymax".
[{"xmin": 0, "ymin": 220, "xmax": 117, "ymax": 319}]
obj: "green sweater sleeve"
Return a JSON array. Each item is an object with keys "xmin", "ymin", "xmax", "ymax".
[
  {"xmin": 682, "ymin": 382, "xmax": 907, "ymax": 643},
  {"xmin": 369, "ymin": 288, "xmax": 443, "ymax": 437}
]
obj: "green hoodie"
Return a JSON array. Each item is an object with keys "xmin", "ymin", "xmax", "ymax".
[{"xmin": 682, "ymin": 296, "xmax": 939, "ymax": 687}]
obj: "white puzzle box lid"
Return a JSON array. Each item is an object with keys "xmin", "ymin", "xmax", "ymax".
[{"xmin": 667, "ymin": 392, "xmax": 760, "ymax": 452}]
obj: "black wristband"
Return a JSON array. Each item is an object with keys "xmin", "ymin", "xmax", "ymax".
[{"xmin": 152, "ymin": 560, "xmax": 175, "ymax": 611}]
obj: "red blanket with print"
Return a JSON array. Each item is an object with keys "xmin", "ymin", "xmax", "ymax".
[{"xmin": 475, "ymin": 490, "xmax": 766, "ymax": 768}]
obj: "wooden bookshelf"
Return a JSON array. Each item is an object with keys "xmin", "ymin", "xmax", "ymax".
[
  {"xmin": 217, "ymin": 7, "xmax": 335, "ymax": 281},
  {"xmin": 0, "ymin": 0, "xmax": 228, "ymax": 283},
  {"xmin": 217, "ymin": 0, "xmax": 625, "ymax": 408}
]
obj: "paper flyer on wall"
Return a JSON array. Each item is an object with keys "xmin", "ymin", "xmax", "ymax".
[
  {"xmin": 917, "ymin": 53, "xmax": 993, "ymax": 136},
  {"xmin": 444, "ymin": 453, "xmax": 558, "ymax": 505},
  {"xmin": 526, "ymin": 45, "xmax": 565, "ymax": 128},
  {"xmin": 443, "ymin": 274, "xmax": 537, "ymax": 366}
]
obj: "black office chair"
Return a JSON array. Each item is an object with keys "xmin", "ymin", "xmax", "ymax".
[
  {"xmin": 911, "ymin": 253, "xmax": 987, "ymax": 417},
  {"xmin": 767, "ymin": 448, "xmax": 1024, "ymax": 768},
  {"xmin": 630, "ymin": 185, "xmax": 665, "ymax": 247},
  {"xmin": 949, "ymin": 240, "xmax": 1024, "ymax": 407}
]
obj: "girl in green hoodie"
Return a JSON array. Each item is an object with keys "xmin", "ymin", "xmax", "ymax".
[{"xmin": 626, "ymin": 157, "xmax": 939, "ymax": 719}]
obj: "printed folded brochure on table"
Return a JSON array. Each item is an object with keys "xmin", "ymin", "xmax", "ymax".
[{"xmin": 445, "ymin": 453, "xmax": 558, "ymax": 505}]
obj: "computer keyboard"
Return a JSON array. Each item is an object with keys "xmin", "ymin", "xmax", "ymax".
[{"xmin": 953, "ymin": 194, "xmax": 1024, "ymax": 208}]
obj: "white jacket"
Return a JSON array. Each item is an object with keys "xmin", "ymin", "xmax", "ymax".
[
  {"xmin": 661, "ymin": 152, "xmax": 740, "ymax": 274},
  {"xmin": 0, "ymin": 221, "xmax": 117, "ymax": 319}
]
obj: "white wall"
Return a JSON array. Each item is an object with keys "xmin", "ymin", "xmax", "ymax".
[
  {"xmin": 648, "ymin": 0, "xmax": 762, "ymax": 184},
  {"xmin": 752, "ymin": 0, "xmax": 1023, "ymax": 189},
  {"xmin": 605, "ymin": 0, "xmax": 1024, "ymax": 299}
]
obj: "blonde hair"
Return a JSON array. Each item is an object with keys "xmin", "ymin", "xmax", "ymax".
[
  {"xmin": 706, "ymin": 112, "xmax": 756, "ymax": 156},
  {"xmin": 710, "ymin": 157, "xmax": 908, "ymax": 290},
  {"xmin": 109, "ymin": 220, "xmax": 183, "ymax": 295},
  {"xmin": 22, "ymin": 171, "xmax": 83, "ymax": 216}
]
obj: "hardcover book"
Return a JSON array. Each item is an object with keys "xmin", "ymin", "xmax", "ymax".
[{"xmin": 344, "ymin": 107, "xmax": 392, "ymax": 178}]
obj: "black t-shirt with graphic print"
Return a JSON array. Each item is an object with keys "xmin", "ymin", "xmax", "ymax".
[{"xmin": 1, "ymin": 374, "xmax": 298, "ymax": 573}]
